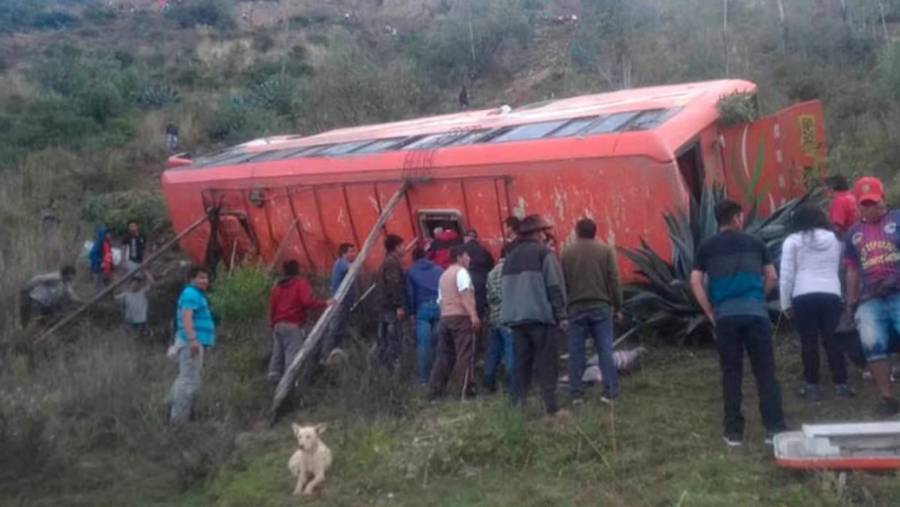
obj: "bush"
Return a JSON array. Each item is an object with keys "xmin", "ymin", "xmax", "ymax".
[
  {"xmin": 81, "ymin": 190, "xmax": 170, "ymax": 236},
  {"xmin": 207, "ymin": 265, "xmax": 271, "ymax": 325},
  {"xmin": 83, "ymin": 4, "xmax": 116, "ymax": 26},
  {"xmin": 166, "ymin": 0, "xmax": 235, "ymax": 30},
  {"xmin": 137, "ymin": 83, "xmax": 181, "ymax": 109},
  {"xmin": 717, "ymin": 92, "xmax": 760, "ymax": 127},
  {"xmin": 404, "ymin": 0, "xmax": 534, "ymax": 86},
  {"xmin": 30, "ymin": 10, "xmax": 79, "ymax": 30}
]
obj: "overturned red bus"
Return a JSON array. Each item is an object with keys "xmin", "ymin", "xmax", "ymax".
[{"xmin": 161, "ymin": 79, "xmax": 825, "ymax": 279}]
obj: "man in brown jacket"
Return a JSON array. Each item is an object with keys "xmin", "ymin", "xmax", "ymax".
[
  {"xmin": 428, "ymin": 245, "xmax": 481, "ymax": 400},
  {"xmin": 377, "ymin": 234, "xmax": 406, "ymax": 368},
  {"xmin": 561, "ymin": 218, "xmax": 623, "ymax": 405}
]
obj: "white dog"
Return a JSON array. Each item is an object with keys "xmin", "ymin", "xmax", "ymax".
[{"xmin": 288, "ymin": 423, "xmax": 332, "ymax": 496}]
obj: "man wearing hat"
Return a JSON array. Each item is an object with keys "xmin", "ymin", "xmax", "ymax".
[
  {"xmin": 501, "ymin": 214, "xmax": 570, "ymax": 421},
  {"xmin": 844, "ymin": 176, "xmax": 900, "ymax": 416}
]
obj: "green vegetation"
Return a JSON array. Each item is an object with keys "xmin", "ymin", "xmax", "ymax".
[
  {"xmin": 193, "ymin": 343, "xmax": 900, "ymax": 506},
  {"xmin": 3, "ymin": 1, "xmax": 900, "ymax": 505},
  {"xmin": 208, "ymin": 265, "xmax": 272, "ymax": 325},
  {"xmin": 622, "ymin": 185, "xmax": 818, "ymax": 344}
]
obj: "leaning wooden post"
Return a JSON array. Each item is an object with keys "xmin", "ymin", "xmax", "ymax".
[
  {"xmin": 271, "ymin": 180, "xmax": 412, "ymax": 419},
  {"xmin": 35, "ymin": 210, "xmax": 215, "ymax": 343}
]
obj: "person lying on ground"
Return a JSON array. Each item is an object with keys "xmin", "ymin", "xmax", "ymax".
[{"xmin": 21, "ymin": 265, "xmax": 81, "ymax": 327}]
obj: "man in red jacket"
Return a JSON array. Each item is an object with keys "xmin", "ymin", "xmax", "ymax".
[{"xmin": 268, "ymin": 260, "xmax": 334, "ymax": 385}]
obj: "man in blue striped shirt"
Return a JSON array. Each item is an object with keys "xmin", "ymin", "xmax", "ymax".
[
  {"xmin": 691, "ymin": 199, "xmax": 786, "ymax": 448},
  {"xmin": 168, "ymin": 266, "xmax": 215, "ymax": 424}
]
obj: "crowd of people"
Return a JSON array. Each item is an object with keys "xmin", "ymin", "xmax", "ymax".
[
  {"xmin": 691, "ymin": 174, "xmax": 900, "ymax": 447},
  {"xmin": 24, "ymin": 175, "xmax": 900, "ymax": 436}
]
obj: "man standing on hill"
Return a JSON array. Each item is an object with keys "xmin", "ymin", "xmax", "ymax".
[
  {"xmin": 562, "ymin": 218, "xmax": 623, "ymax": 405},
  {"xmin": 463, "ymin": 229, "xmax": 494, "ymax": 320},
  {"xmin": 844, "ymin": 176, "xmax": 900, "ymax": 416},
  {"xmin": 502, "ymin": 214, "xmax": 570, "ymax": 421},
  {"xmin": 691, "ymin": 200, "xmax": 786, "ymax": 447},
  {"xmin": 123, "ymin": 219, "xmax": 147, "ymax": 273},
  {"xmin": 406, "ymin": 247, "xmax": 443, "ymax": 385},
  {"xmin": 268, "ymin": 260, "xmax": 333, "ymax": 386},
  {"xmin": 429, "ymin": 245, "xmax": 480, "ymax": 399},
  {"xmin": 324, "ymin": 243, "xmax": 356, "ymax": 358},
  {"xmin": 168, "ymin": 266, "xmax": 215, "ymax": 424},
  {"xmin": 483, "ymin": 246, "xmax": 515, "ymax": 395},
  {"xmin": 378, "ymin": 234, "xmax": 407, "ymax": 368},
  {"xmin": 829, "ymin": 175, "xmax": 858, "ymax": 237}
]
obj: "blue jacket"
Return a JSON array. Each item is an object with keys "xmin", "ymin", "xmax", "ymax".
[
  {"xmin": 89, "ymin": 226, "xmax": 107, "ymax": 273},
  {"xmin": 405, "ymin": 259, "xmax": 442, "ymax": 312},
  {"xmin": 330, "ymin": 257, "xmax": 351, "ymax": 296}
]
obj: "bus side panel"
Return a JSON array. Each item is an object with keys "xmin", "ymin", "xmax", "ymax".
[
  {"xmin": 343, "ymin": 183, "xmax": 383, "ymax": 271},
  {"xmin": 505, "ymin": 156, "xmax": 683, "ymax": 279},
  {"xmin": 720, "ymin": 100, "xmax": 825, "ymax": 214},
  {"xmin": 316, "ymin": 185, "xmax": 360, "ymax": 257},
  {"xmin": 460, "ymin": 178, "xmax": 507, "ymax": 255}
]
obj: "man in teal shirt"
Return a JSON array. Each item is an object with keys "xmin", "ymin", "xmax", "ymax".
[{"xmin": 168, "ymin": 266, "xmax": 215, "ymax": 424}]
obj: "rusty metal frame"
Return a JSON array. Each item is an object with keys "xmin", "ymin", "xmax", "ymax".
[
  {"xmin": 285, "ymin": 186, "xmax": 316, "ymax": 272},
  {"xmin": 312, "ymin": 186, "xmax": 336, "ymax": 261}
]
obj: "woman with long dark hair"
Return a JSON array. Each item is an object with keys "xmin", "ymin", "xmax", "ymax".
[{"xmin": 779, "ymin": 204, "xmax": 851, "ymax": 400}]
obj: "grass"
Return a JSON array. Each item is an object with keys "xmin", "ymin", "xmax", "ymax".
[{"xmin": 174, "ymin": 337, "xmax": 899, "ymax": 507}]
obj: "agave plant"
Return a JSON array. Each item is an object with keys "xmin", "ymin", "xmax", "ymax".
[{"xmin": 620, "ymin": 184, "xmax": 821, "ymax": 345}]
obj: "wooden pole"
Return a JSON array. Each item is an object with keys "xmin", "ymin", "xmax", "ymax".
[
  {"xmin": 36, "ymin": 212, "xmax": 213, "ymax": 343},
  {"xmin": 271, "ymin": 181, "xmax": 412, "ymax": 419}
]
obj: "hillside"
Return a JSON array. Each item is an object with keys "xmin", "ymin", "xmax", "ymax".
[{"xmin": 3, "ymin": 0, "xmax": 900, "ymax": 505}]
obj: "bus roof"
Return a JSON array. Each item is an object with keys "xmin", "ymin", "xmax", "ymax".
[{"xmin": 174, "ymin": 79, "xmax": 755, "ymax": 174}]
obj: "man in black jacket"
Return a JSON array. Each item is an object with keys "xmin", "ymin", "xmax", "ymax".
[
  {"xmin": 501, "ymin": 215, "xmax": 570, "ymax": 421},
  {"xmin": 463, "ymin": 229, "xmax": 494, "ymax": 319},
  {"xmin": 378, "ymin": 234, "xmax": 406, "ymax": 368}
]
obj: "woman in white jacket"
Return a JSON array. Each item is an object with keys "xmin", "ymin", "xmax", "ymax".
[{"xmin": 780, "ymin": 204, "xmax": 851, "ymax": 400}]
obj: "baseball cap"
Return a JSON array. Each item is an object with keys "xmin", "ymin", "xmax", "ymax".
[{"xmin": 853, "ymin": 176, "xmax": 885, "ymax": 204}]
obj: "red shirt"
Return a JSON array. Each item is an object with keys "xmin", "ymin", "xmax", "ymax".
[
  {"xmin": 269, "ymin": 277, "xmax": 327, "ymax": 327},
  {"xmin": 830, "ymin": 191, "xmax": 858, "ymax": 234}
]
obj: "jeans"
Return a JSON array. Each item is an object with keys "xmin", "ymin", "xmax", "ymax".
[
  {"xmin": 168, "ymin": 342, "xmax": 205, "ymax": 424},
  {"xmin": 415, "ymin": 301, "xmax": 440, "ymax": 384},
  {"xmin": 792, "ymin": 293, "xmax": 846, "ymax": 385},
  {"xmin": 323, "ymin": 300, "xmax": 350, "ymax": 355},
  {"xmin": 510, "ymin": 323, "xmax": 559, "ymax": 414},
  {"xmin": 483, "ymin": 325, "xmax": 515, "ymax": 393},
  {"xmin": 716, "ymin": 315, "xmax": 785, "ymax": 436},
  {"xmin": 377, "ymin": 311, "xmax": 403, "ymax": 368},
  {"xmin": 268, "ymin": 323, "xmax": 305, "ymax": 385},
  {"xmin": 568, "ymin": 308, "xmax": 617, "ymax": 399},
  {"xmin": 855, "ymin": 292, "xmax": 900, "ymax": 361}
]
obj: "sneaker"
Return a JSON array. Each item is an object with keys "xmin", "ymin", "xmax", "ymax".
[
  {"xmin": 798, "ymin": 383, "xmax": 822, "ymax": 401},
  {"xmin": 878, "ymin": 397, "xmax": 900, "ymax": 417},
  {"xmin": 862, "ymin": 370, "xmax": 873, "ymax": 381},
  {"xmin": 600, "ymin": 394, "xmax": 617, "ymax": 406},
  {"xmin": 834, "ymin": 384, "xmax": 855, "ymax": 398},
  {"xmin": 571, "ymin": 397, "xmax": 584, "ymax": 407},
  {"xmin": 723, "ymin": 434, "xmax": 743, "ymax": 448}
]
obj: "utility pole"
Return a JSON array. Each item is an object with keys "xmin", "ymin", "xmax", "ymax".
[{"xmin": 723, "ymin": 0, "xmax": 730, "ymax": 77}]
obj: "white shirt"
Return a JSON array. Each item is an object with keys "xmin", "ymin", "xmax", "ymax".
[
  {"xmin": 779, "ymin": 229, "xmax": 842, "ymax": 310},
  {"xmin": 437, "ymin": 267, "xmax": 473, "ymax": 304}
]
